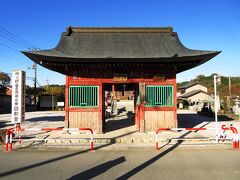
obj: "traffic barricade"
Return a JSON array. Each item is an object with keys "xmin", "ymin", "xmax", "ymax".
[
  {"xmin": 155, "ymin": 125, "xmax": 239, "ymax": 151},
  {"xmin": 5, "ymin": 126, "xmax": 94, "ymax": 152},
  {"xmin": 221, "ymin": 124, "xmax": 239, "ymax": 149}
]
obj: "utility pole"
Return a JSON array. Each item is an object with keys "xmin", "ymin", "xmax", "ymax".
[
  {"xmin": 46, "ymin": 77, "xmax": 54, "ymax": 111},
  {"xmin": 30, "ymin": 47, "xmax": 39, "ymax": 110},
  {"xmin": 28, "ymin": 62, "xmax": 37, "ymax": 109},
  {"xmin": 33, "ymin": 63, "xmax": 37, "ymax": 109},
  {"xmin": 45, "ymin": 77, "xmax": 49, "ymax": 86},
  {"xmin": 225, "ymin": 76, "xmax": 232, "ymax": 116},
  {"xmin": 229, "ymin": 76, "xmax": 231, "ymax": 98},
  {"xmin": 214, "ymin": 74, "xmax": 221, "ymax": 143}
]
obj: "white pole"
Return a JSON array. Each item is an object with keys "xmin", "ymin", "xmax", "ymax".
[{"xmin": 214, "ymin": 75, "xmax": 218, "ymax": 143}]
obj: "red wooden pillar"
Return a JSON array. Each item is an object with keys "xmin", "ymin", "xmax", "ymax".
[
  {"xmin": 139, "ymin": 103, "xmax": 145, "ymax": 132},
  {"xmin": 134, "ymin": 86, "xmax": 140, "ymax": 129},
  {"xmin": 98, "ymin": 82, "xmax": 103, "ymax": 133},
  {"xmin": 135, "ymin": 105, "xmax": 139, "ymax": 127},
  {"xmin": 65, "ymin": 75, "xmax": 69, "ymax": 128},
  {"xmin": 112, "ymin": 84, "xmax": 115, "ymax": 100},
  {"xmin": 173, "ymin": 76, "xmax": 178, "ymax": 127}
]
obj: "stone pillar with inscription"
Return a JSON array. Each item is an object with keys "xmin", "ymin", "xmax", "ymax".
[{"xmin": 11, "ymin": 70, "xmax": 26, "ymax": 124}]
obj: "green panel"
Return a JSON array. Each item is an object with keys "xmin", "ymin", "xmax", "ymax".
[
  {"xmin": 69, "ymin": 86, "xmax": 98, "ymax": 108},
  {"xmin": 145, "ymin": 85, "xmax": 174, "ymax": 107}
]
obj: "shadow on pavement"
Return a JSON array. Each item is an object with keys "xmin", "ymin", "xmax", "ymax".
[
  {"xmin": 178, "ymin": 113, "xmax": 212, "ymax": 128},
  {"xmin": 105, "ymin": 118, "xmax": 134, "ymax": 132},
  {"xmin": 68, "ymin": 156, "xmax": 126, "ymax": 179},
  {"xmin": 104, "ymin": 111, "xmax": 135, "ymax": 133},
  {"xmin": 0, "ymin": 113, "xmax": 214, "ymax": 178},
  {"xmin": 0, "ymin": 121, "xmax": 10, "ymax": 129},
  {"xmin": 116, "ymin": 122, "xmax": 211, "ymax": 180},
  {"xmin": 26, "ymin": 116, "xmax": 65, "ymax": 122},
  {"xmin": 0, "ymin": 130, "xmax": 137, "ymax": 178}
]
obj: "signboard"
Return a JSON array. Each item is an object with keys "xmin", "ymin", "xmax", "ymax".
[
  {"xmin": 139, "ymin": 82, "xmax": 145, "ymax": 103},
  {"xmin": 57, "ymin": 102, "xmax": 65, "ymax": 107},
  {"xmin": 153, "ymin": 75, "xmax": 165, "ymax": 82},
  {"xmin": 216, "ymin": 75, "xmax": 221, "ymax": 85},
  {"xmin": 11, "ymin": 70, "xmax": 26, "ymax": 123},
  {"xmin": 113, "ymin": 74, "xmax": 128, "ymax": 82}
]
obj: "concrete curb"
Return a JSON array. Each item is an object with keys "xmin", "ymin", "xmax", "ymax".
[{"xmin": 3, "ymin": 140, "xmax": 234, "ymax": 152}]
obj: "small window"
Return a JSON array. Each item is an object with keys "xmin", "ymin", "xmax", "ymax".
[
  {"xmin": 69, "ymin": 86, "xmax": 98, "ymax": 107},
  {"xmin": 146, "ymin": 85, "xmax": 174, "ymax": 107}
]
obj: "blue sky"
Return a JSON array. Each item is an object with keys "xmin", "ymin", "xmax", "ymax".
[{"xmin": 0, "ymin": 0, "xmax": 239, "ymax": 86}]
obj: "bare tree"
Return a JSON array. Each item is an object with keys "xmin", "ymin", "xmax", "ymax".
[{"xmin": 0, "ymin": 72, "xmax": 10, "ymax": 86}]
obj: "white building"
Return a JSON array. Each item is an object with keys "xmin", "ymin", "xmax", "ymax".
[{"xmin": 178, "ymin": 82, "xmax": 212, "ymax": 111}]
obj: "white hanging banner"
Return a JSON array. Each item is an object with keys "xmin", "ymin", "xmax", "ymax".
[{"xmin": 11, "ymin": 70, "xmax": 26, "ymax": 123}]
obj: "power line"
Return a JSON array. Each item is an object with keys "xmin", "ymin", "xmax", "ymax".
[
  {"xmin": 0, "ymin": 33, "xmax": 31, "ymax": 49},
  {"xmin": 45, "ymin": 77, "xmax": 50, "ymax": 86},
  {"xmin": 0, "ymin": 42, "xmax": 20, "ymax": 52},
  {"xmin": 0, "ymin": 27, "xmax": 40, "ymax": 58},
  {"xmin": 1, "ymin": 61, "xmax": 30, "ymax": 72},
  {"xmin": 0, "ymin": 26, "xmax": 34, "ymax": 48},
  {"xmin": 0, "ymin": 50, "xmax": 28, "ymax": 62},
  {"xmin": 0, "ymin": 50, "xmax": 33, "ymax": 72},
  {"xmin": 0, "ymin": 51, "xmax": 10, "ymax": 58}
]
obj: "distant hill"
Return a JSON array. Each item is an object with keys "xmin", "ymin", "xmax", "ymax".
[{"xmin": 177, "ymin": 74, "xmax": 240, "ymax": 99}]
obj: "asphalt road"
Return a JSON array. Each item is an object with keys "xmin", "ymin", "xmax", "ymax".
[{"xmin": 0, "ymin": 146, "xmax": 240, "ymax": 180}]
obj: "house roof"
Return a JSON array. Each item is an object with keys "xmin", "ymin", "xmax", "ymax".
[
  {"xmin": 180, "ymin": 90, "xmax": 209, "ymax": 98},
  {"xmin": 178, "ymin": 82, "xmax": 200, "ymax": 89},
  {"xmin": 22, "ymin": 26, "xmax": 220, "ymax": 75}
]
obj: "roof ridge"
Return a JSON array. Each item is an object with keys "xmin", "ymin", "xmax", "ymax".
[{"xmin": 66, "ymin": 26, "xmax": 173, "ymax": 34}]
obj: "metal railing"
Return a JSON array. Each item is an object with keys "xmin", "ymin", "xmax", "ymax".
[
  {"xmin": 5, "ymin": 126, "xmax": 94, "ymax": 152},
  {"xmin": 155, "ymin": 125, "xmax": 239, "ymax": 150}
]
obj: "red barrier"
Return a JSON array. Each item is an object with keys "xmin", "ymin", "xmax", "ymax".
[
  {"xmin": 80, "ymin": 128, "xmax": 94, "ymax": 151},
  {"xmin": 5, "ymin": 126, "xmax": 94, "ymax": 152},
  {"xmin": 9, "ymin": 129, "xmax": 14, "ymax": 151},
  {"xmin": 156, "ymin": 127, "xmax": 207, "ymax": 151},
  {"xmin": 5, "ymin": 128, "xmax": 13, "ymax": 152},
  {"xmin": 221, "ymin": 125, "xmax": 239, "ymax": 150},
  {"xmin": 155, "ymin": 126, "xmax": 239, "ymax": 150},
  {"xmin": 219, "ymin": 126, "xmax": 227, "ymax": 142}
]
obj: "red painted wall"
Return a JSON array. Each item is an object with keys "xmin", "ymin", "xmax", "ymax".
[{"xmin": 65, "ymin": 68, "xmax": 177, "ymax": 133}]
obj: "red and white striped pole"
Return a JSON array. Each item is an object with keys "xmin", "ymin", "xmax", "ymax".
[
  {"xmin": 221, "ymin": 125, "xmax": 239, "ymax": 150},
  {"xmin": 5, "ymin": 128, "xmax": 13, "ymax": 152},
  {"xmin": 156, "ymin": 128, "xmax": 174, "ymax": 150},
  {"xmin": 5, "ymin": 129, "xmax": 9, "ymax": 152},
  {"xmin": 10, "ymin": 129, "xmax": 13, "ymax": 152},
  {"xmin": 155, "ymin": 131, "xmax": 159, "ymax": 151},
  {"xmin": 230, "ymin": 126, "xmax": 239, "ymax": 150},
  {"xmin": 80, "ymin": 128, "xmax": 94, "ymax": 151}
]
